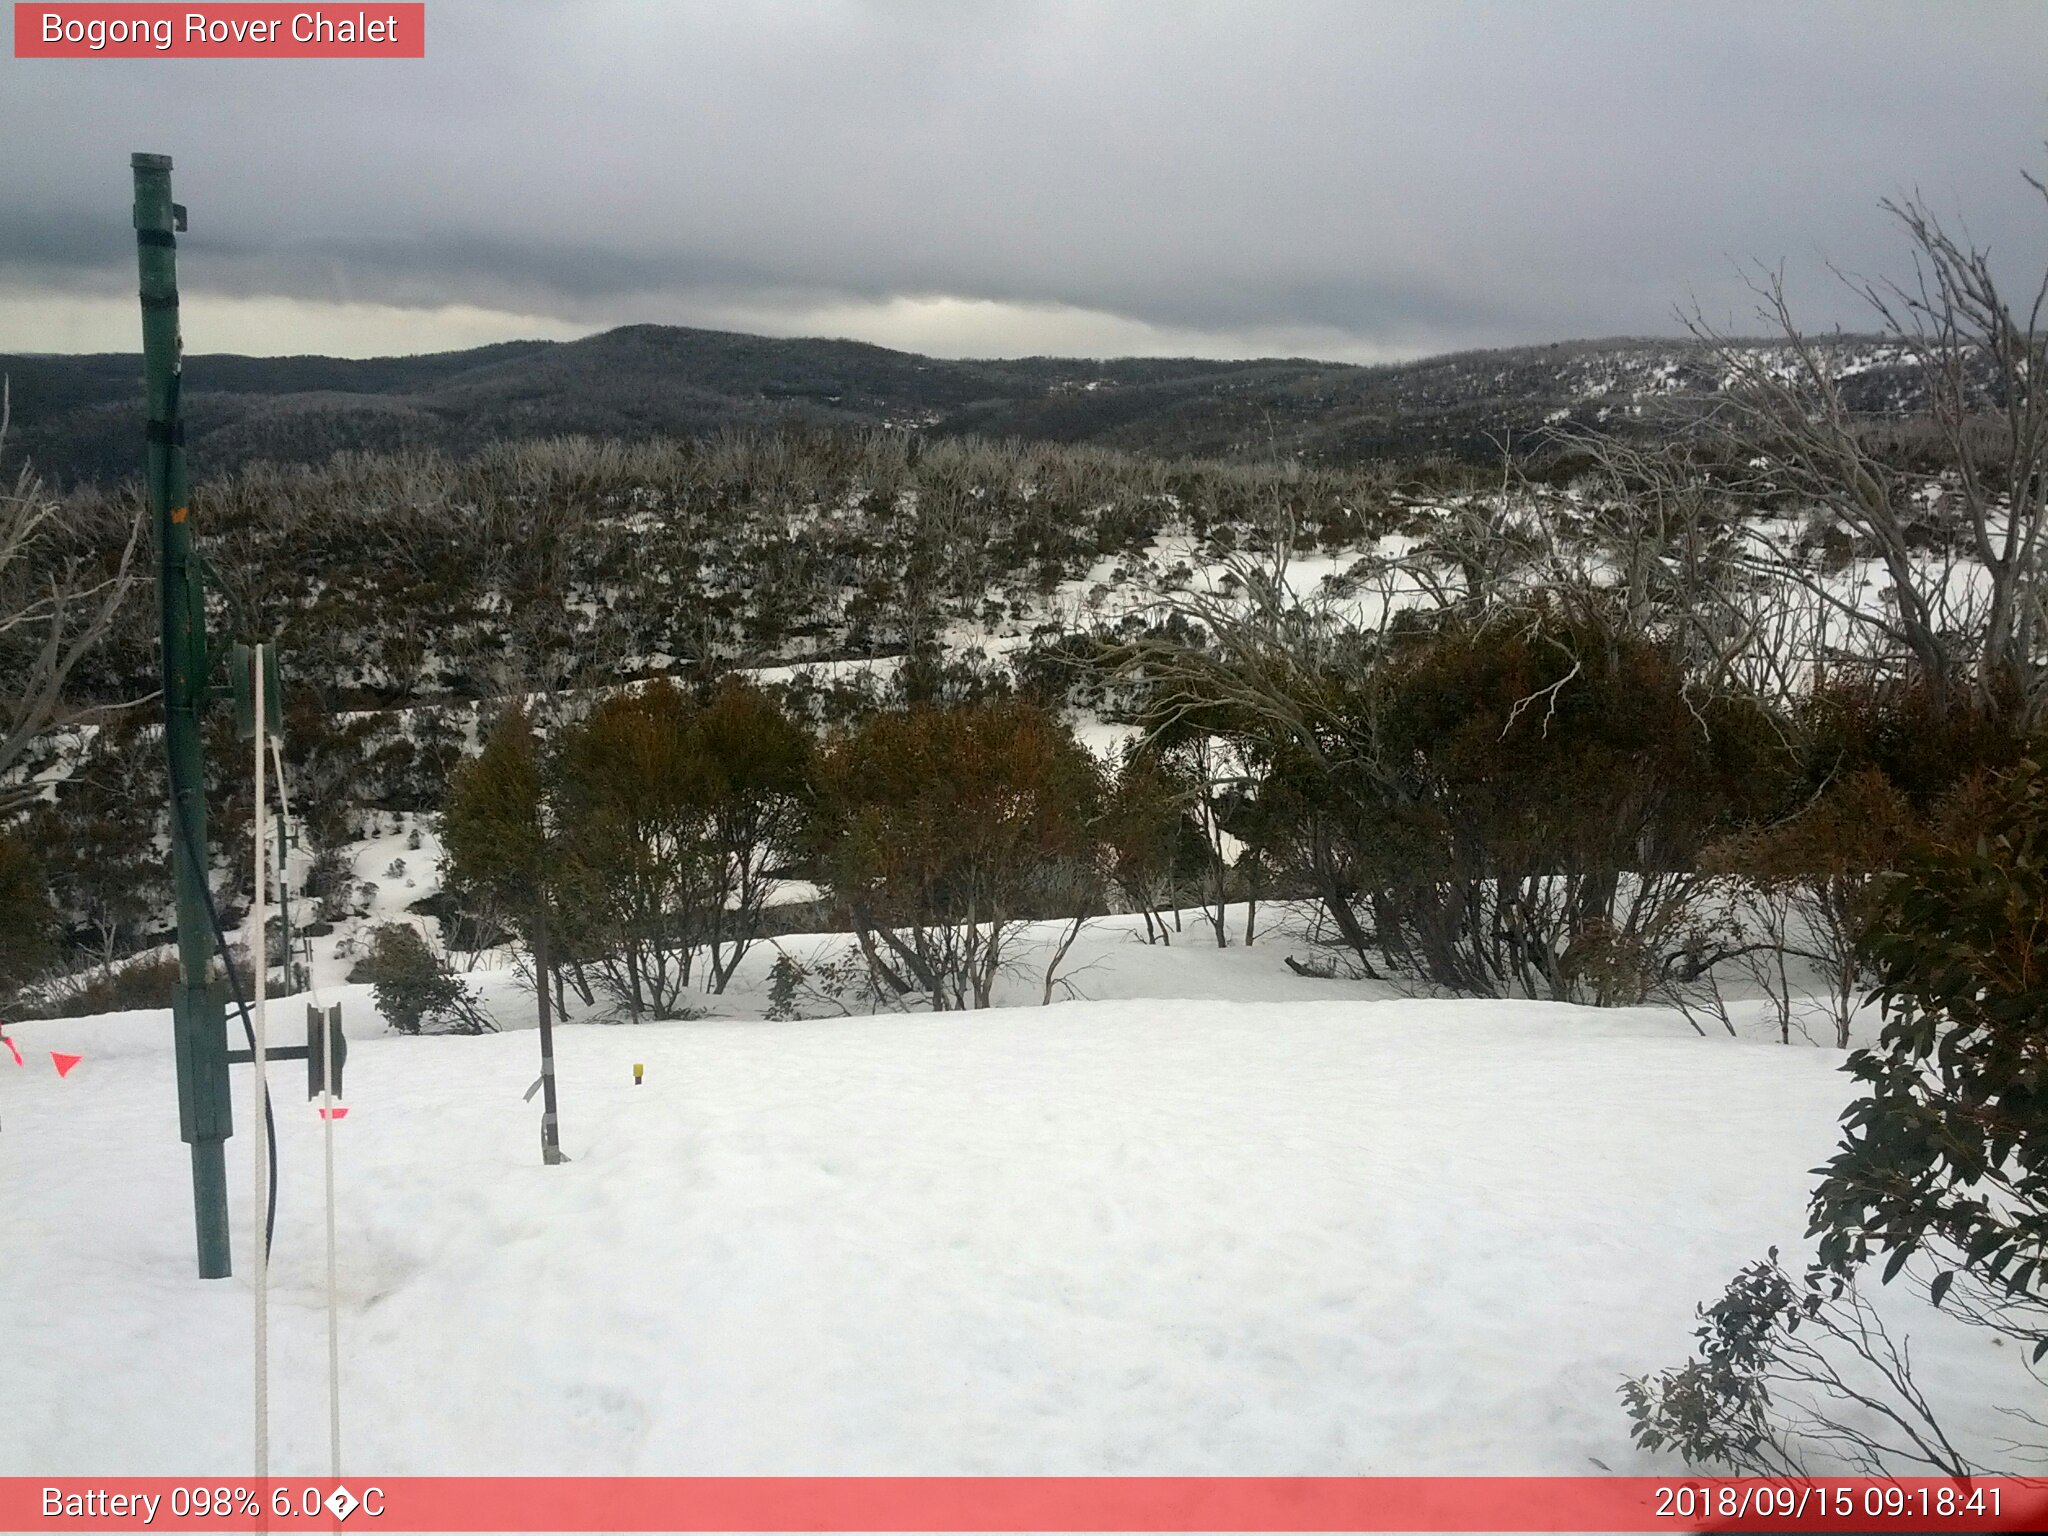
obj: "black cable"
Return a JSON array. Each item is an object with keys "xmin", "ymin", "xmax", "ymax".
[{"xmin": 160, "ymin": 364, "xmax": 279, "ymax": 1260}]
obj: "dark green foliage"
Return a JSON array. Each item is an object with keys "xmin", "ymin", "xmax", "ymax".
[
  {"xmin": 22, "ymin": 715, "xmax": 171, "ymax": 977},
  {"xmin": 1621, "ymin": 1254, "xmax": 1804, "ymax": 1475},
  {"xmin": 1808, "ymin": 759, "xmax": 2048, "ymax": 1352},
  {"xmin": 444, "ymin": 708, "xmax": 546, "ymax": 909},
  {"xmin": 439, "ymin": 705, "xmax": 551, "ymax": 971},
  {"xmin": 687, "ymin": 679, "xmax": 817, "ymax": 991},
  {"xmin": 1012, "ymin": 628, "xmax": 1111, "ymax": 713},
  {"xmin": 1099, "ymin": 747, "xmax": 1195, "ymax": 945},
  {"xmin": 1235, "ymin": 604, "xmax": 1793, "ymax": 1000},
  {"xmin": 356, "ymin": 922, "xmax": 492, "ymax": 1035},
  {"xmin": 550, "ymin": 681, "xmax": 707, "ymax": 1018},
  {"xmin": 1799, "ymin": 677, "xmax": 2029, "ymax": 812},
  {"xmin": 0, "ymin": 830, "xmax": 54, "ymax": 999},
  {"xmin": 1372, "ymin": 607, "xmax": 1786, "ymax": 873},
  {"xmin": 1620, "ymin": 1249, "xmax": 1977, "ymax": 1477}
]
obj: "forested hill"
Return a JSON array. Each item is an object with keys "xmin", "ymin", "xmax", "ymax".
[{"xmin": 1, "ymin": 323, "xmax": 1920, "ymax": 486}]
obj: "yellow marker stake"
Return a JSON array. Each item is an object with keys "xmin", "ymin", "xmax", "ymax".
[{"xmin": 633, "ymin": 1063, "xmax": 644, "ymax": 1086}]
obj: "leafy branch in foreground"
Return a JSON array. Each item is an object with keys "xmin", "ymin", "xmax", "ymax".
[
  {"xmin": 1621, "ymin": 1249, "xmax": 1980, "ymax": 1478},
  {"xmin": 1628, "ymin": 758, "xmax": 2048, "ymax": 1475},
  {"xmin": 1809, "ymin": 758, "xmax": 2048, "ymax": 1358}
]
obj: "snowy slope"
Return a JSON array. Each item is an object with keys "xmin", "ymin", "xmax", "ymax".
[{"xmin": 0, "ymin": 938, "xmax": 2016, "ymax": 1479}]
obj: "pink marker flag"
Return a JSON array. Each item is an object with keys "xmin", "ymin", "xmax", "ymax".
[
  {"xmin": 1, "ymin": 1032, "xmax": 22, "ymax": 1067},
  {"xmin": 50, "ymin": 1052, "xmax": 81, "ymax": 1079}
]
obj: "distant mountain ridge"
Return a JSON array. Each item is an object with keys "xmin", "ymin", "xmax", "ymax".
[{"xmin": 0, "ymin": 323, "xmax": 1920, "ymax": 486}]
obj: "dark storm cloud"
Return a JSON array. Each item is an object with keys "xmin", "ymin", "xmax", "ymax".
[
  {"xmin": 0, "ymin": 206, "xmax": 132, "ymax": 270},
  {"xmin": 3, "ymin": 0, "xmax": 2045, "ymax": 358}
]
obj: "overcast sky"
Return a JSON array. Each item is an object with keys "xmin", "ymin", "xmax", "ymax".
[{"xmin": 3, "ymin": 0, "xmax": 2045, "ymax": 363}]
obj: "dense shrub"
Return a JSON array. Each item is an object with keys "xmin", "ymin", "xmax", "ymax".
[
  {"xmin": 1702, "ymin": 768, "xmax": 1918, "ymax": 1045},
  {"xmin": 550, "ymin": 677, "xmax": 812, "ymax": 1013},
  {"xmin": 1251, "ymin": 605, "xmax": 1792, "ymax": 1000},
  {"xmin": 0, "ymin": 831, "xmax": 55, "ymax": 1000},
  {"xmin": 816, "ymin": 698, "xmax": 1104, "ymax": 1009},
  {"xmin": 439, "ymin": 705, "xmax": 564, "ymax": 1003},
  {"xmin": 26, "ymin": 715, "xmax": 171, "ymax": 973},
  {"xmin": 1809, "ymin": 758, "xmax": 2048, "ymax": 1350},
  {"xmin": 1099, "ymin": 746, "xmax": 1200, "ymax": 945},
  {"xmin": 356, "ymin": 922, "xmax": 492, "ymax": 1035},
  {"xmin": 550, "ymin": 681, "xmax": 710, "ymax": 1018},
  {"xmin": 1799, "ymin": 676, "xmax": 2028, "ymax": 811},
  {"xmin": 19, "ymin": 952, "xmax": 182, "ymax": 1020},
  {"xmin": 1625, "ymin": 757, "xmax": 2048, "ymax": 1477}
]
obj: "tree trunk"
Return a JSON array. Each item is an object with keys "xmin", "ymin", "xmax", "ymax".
[
  {"xmin": 852, "ymin": 918, "xmax": 915, "ymax": 998},
  {"xmin": 567, "ymin": 958, "xmax": 597, "ymax": 1008}
]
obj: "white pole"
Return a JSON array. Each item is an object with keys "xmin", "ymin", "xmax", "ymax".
[
  {"xmin": 251, "ymin": 643, "xmax": 270, "ymax": 1484},
  {"xmin": 280, "ymin": 741, "xmax": 344, "ymax": 1474},
  {"xmin": 272, "ymin": 739, "xmax": 342, "ymax": 1476},
  {"xmin": 320, "ymin": 1000, "xmax": 341, "ymax": 1477}
]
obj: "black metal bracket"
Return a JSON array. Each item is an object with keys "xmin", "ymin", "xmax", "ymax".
[{"xmin": 226, "ymin": 1045, "xmax": 309, "ymax": 1064}]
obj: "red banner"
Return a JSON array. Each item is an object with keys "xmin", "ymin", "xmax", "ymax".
[
  {"xmin": 3, "ymin": 1477, "xmax": 2046, "ymax": 1532},
  {"xmin": 13, "ymin": 4, "xmax": 424, "ymax": 58}
]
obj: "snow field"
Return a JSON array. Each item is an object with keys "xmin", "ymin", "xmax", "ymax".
[{"xmin": 2, "ymin": 945, "xmax": 2016, "ymax": 1478}]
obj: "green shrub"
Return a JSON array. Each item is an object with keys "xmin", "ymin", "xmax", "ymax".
[
  {"xmin": 0, "ymin": 831, "xmax": 54, "ymax": 1002},
  {"xmin": 817, "ymin": 698, "xmax": 1104, "ymax": 1009},
  {"xmin": 1809, "ymin": 758, "xmax": 2048, "ymax": 1351},
  {"xmin": 356, "ymin": 922, "xmax": 492, "ymax": 1034},
  {"xmin": 19, "ymin": 952, "xmax": 180, "ymax": 1020},
  {"xmin": 1621, "ymin": 1248, "xmax": 1978, "ymax": 1476}
]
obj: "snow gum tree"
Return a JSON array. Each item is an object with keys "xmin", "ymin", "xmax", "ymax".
[
  {"xmin": 550, "ymin": 680, "xmax": 710, "ymax": 1019},
  {"xmin": 442, "ymin": 705, "xmax": 551, "ymax": 942},
  {"xmin": 440, "ymin": 704, "xmax": 568, "ymax": 1162},
  {"xmin": 0, "ymin": 827, "xmax": 51, "ymax": 999},
  {"xmin": 549, "ymin": 677, "xmax": 812, "ymax": 1015},
  {"xmin": 1099, "ymin": 744, "xmax": 1193, "ymax": 946},
  {"xmin": 1684, "ymin": 171, "xmax": 2048, "ymax": 728},
  {"xmin": 0, "ymin": 397, "xmax": 138, "ymax": 1005},
  {"xmin": 816, "ymin": 698, "xmax": 1104, "ymax": 1010},
  {"xmin": 688, "ymin": 679, "xmax": 814, "ymax": 992},
  {"xmin": 1127, "ymin": 589, "xmax": 1789, "ymax": 1001},
  {"xmin": 0, "ymin": 398, "xmax": 140, "ymax": 817}
]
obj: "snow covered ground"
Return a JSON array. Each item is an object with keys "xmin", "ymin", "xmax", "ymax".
[{"xmin": 0, "ymin": 915, "xmax": 2018, "ymax": 1480}]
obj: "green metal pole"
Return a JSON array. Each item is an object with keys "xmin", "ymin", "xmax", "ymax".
[{"xmin": 135, "ymin": 152, "xmax": 233, "ymax": 1279}]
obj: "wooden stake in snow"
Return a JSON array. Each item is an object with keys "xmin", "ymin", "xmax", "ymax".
[{"xmin": 534, "ymin": 911, "xmax": 567, "ymax": 1165}]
